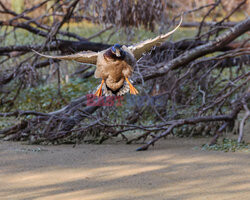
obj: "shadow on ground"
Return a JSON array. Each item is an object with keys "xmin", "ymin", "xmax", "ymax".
[{"xmin": 0, "ymin": 133, "xmax": 250, "ymax": 200}]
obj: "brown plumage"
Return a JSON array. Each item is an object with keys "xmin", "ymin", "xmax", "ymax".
[
  {"xmin": 94, "ymin": 45, "xmax": 135, "ymax": 94},
  {"xmin": 33, "ymin": 16, "xmax": 182, "ymax": 96}
]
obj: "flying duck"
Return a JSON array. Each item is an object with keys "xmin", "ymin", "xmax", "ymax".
[{"xmin": 33, "ymin": 17, "xmax": 182, "ymax": 96}]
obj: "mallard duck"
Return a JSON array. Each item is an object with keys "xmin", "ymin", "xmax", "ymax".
[{"xmin": 33, "ymin": 17, "xmax": 182, "ymax": 96}]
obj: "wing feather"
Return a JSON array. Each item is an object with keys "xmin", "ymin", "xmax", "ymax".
[
  {"xmin": 128, "ymin": 15, "xmax": 183, "ymax": 60},
  {"xmin": 32, "ymin": 50, "xmax": 98, "ymax": 64}
]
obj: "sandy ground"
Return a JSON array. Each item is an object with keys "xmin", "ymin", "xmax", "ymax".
[{"xmin": 0, "ymin": 135, "xmax": 250, "ymax": 200}]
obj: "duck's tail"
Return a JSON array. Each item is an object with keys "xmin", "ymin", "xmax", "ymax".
[{"xmin": 95, "ymin": 81, "xmax": 130, "ymax": 96}]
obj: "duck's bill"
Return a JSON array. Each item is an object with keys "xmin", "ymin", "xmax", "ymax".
[{"xmin": 115, "ymin": 49, "xmax": 121, "ymax": 57}]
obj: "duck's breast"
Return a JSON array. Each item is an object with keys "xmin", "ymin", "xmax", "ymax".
[{"xmin": 95, "ymin": 53, "xmax": 133, "ymax": 80}]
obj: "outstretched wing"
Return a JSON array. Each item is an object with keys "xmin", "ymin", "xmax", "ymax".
[
  {"xmin": 32, "ymin": 50, "xmax": 99, "ymax": 64},
  {"xmin": 128, "ymin": 15, "xmax": 183, "ymax": 60}
]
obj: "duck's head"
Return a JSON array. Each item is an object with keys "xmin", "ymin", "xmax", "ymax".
[{"xmin": 111, "ymin": 44, "xmax": 124, "ymax": 58}]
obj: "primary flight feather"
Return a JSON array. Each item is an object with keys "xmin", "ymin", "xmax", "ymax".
[{"xmin": 33, "ymin": 16, "xmax": 182, "ymax": 96}]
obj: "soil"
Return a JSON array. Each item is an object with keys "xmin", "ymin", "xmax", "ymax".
[{"xmin": 0, "ymin": 133, "xmax": 250, "ymax": 200}]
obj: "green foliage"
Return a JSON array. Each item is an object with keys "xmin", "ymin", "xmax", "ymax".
[
  {"xmin": 202, "ymin": 138, "xmax": 250, "ymax": 152},
  {"xmin": 58, "ymin": 22, "xmax": 194, "ymax": 44},
  {"xmin": 2, "ymin": 77, "xmax": 97, "ymax": 113},
  {"xmin": 11, "ymin": 0, "xmax": 24, "ymax": 14},
  {"xmin": 2, "ymin": 28, "xmax": 45, "ymax": 47},
  {"xmin": 0, "ymin": 117, "xmax": 18, "ymax": 131}
]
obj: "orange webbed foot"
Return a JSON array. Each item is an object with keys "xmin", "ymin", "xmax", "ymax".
[
  {"xmin": 95, "ymin": 79, "xmax": 104, "ymax": 97},
  {"xmin": 125, "ymin": 77, "xmax": 138, "ymax": 95}
]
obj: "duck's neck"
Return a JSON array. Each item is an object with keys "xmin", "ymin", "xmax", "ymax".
[{"xmin": 104, "ymin": 49, "xmax": 125, "ymax": 60}]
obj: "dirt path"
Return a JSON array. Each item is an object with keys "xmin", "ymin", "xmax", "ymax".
[{"xmin": 0, "ymin": 137, "xmax": 250, "ymax": 200}]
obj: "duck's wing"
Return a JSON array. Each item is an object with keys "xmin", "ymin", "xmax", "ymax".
[
  {"xmin": 32, "ymin": 50, "xmax": 99, "ymax": 64},
  {"xmin": 122, "ymin": 45, "xmax": 136, "ymax": 67},
  {"xmin": 128, "ymin": 15, "xmax": 183, "ymax": 60}
]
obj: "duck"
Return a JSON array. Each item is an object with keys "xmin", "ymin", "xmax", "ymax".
[{"xmin": 33, "ymin": 16, "xmax": 182, "ymax": 96}]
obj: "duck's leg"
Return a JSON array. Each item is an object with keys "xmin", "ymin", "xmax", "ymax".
[
  {"xmin": 125, "ymin": 77, "xmax": 138, "ymax": 95},
  {"xmin": 95, "ymin": 79, "xmax": 104, "ymax": 97}
]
